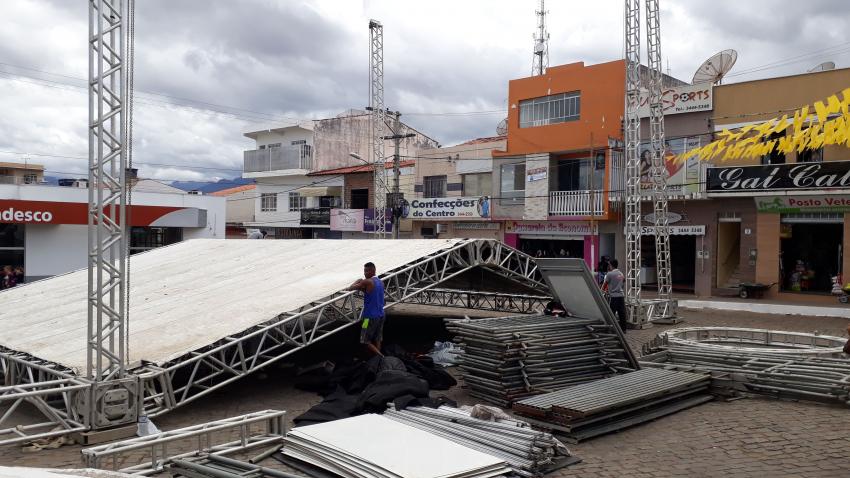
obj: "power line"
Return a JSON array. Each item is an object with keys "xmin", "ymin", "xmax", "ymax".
[{"xmin": 0, "ymin": 149, "xmax": 243, "ymax": 172}]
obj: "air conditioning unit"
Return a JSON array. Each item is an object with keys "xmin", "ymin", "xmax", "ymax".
[{"xmin": 435, "ymin": 223, "xmax": 448, "ymax": 234}]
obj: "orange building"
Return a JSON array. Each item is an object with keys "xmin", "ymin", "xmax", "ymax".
[{"xmin": 492, "ymin": 60, "xmax": 626, "ymax": 267}]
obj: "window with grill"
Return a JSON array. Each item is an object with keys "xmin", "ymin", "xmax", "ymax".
[
  {"xmin": 289, "ymin": 192, "xmax": 307, "ymax": 211},
  {"xmin": 260, "ymin": 193, "xmax": 277, "ymax": 212},
  {"xmin": 519, "ymin": 92, "xmax": 581, "ymax": 128},
  {"xmin": 462, "ymin": 173, "xmax": 492, "ymax": 197},
  {"xmin": 423, "ymin": 175, "xmax": 447, "ymax": 198},
  {"xmin": 23, "ymin": 174, "xmax": 38, "ymax": 184}
]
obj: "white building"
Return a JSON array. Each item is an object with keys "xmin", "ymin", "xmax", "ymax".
[
  {"xmin": 0, "ymin": 179, "xmax": 225, "ymax": 282},
  {"xmin": 241, "ymin": 112, "xmax": 439, "ymax": 239}
]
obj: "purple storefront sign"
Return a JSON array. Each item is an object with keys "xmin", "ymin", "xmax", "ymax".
[{"xmin": 363, "ymin": 208, "xmax": 393, "ymax": 233}]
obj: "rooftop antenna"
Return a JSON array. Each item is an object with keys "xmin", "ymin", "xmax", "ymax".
[
  {"xmin": 532, "ymin": 0, "xmax": 549, "ymax": 76},
  {"xmin": 808, "ymin": 61, "xmax": 836, "ymax": 73},
  {"xmin": 692, "ymin": 49, "xmax": 737, "ymax": 85}
]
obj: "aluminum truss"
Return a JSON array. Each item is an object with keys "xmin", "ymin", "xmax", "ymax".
[
  {"xmin": 645, "ymin": 0, "xmax": 674, "ymax": 318},
  {"xmin": 1, "ymin": 241, "xmax": 548, "ymax": 438},
  {"xmin": 623, "ymin": 0, "xmax": 645, "ymax": 325},
  {"xmin": 0, "ymin": 379, "xmax": 89, "ymax": 446},
  {"xmin": 82, "ymin": 410, "xmax": 286, "ymax": 475},
  {"xmin": 88, "ymin": 0, "xmax": 129, "ymax": 383},
  {"xmin": 403, "ymin": 289, "xmax": 552, "ymax": 314},
  {"xmin": 369, "ymin": 19, "xmax": 388, "ymax": 238}
]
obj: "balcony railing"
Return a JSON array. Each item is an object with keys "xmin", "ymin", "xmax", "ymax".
[
  {"xmin": 549, "ymin": 190, "xmax": 605, "ymax": 216},
  {"xmin": 244, "ymin": 145, "xmax": 313, "ymax": 173}
]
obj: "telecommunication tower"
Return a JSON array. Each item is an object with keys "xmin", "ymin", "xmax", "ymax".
[
  {"xmin": 369, "ymin": 19, "xmax": 388, "ymax": 238},
  {"xmin": 623, "ymin": 0, "xmax": 675, "ymax": 326},
  {"xmin": 532, "ymin": 0, "xmax": 549, "ymax": 76}
]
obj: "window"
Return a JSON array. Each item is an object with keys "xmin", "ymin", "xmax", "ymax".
[
  {"xmin": 0, "ymin": 224, "xmax": 25, "ymax": 278},
  {"xmin": 291, "ymin": 140, "xmax": 306, "ymax": 146},
  {"xmin": 462, "ymin": 173, "xmax": 492, "ymax": 197},
  {"xmin": 799, "ymin": 147, "xmax": 824, "ymax": 163},
  {"xmin": 266, "ymin": 143, "xmax": 281, "ymax": 149},
  {"xmin": 423, "ymin": 175, "xmax": 447, "ymax": 198},
  {"xmin": 500, "ymin": 163, "xmax": 526, "ymax": 202},
  {"xmin": 289, "ymin": 192, "xmax": 306, "ymax": 211},
  {"xmin": 319, "ymin": 195, "xmax": 342, "ymax": 208},
  {"xmin": 761, "ymin": 132, "xmax": 786, "ymax": 165},
  {"xmin": 519, "ymin": 92, "xmax": 581, "ymax": 128},
  {"xmin": 130, "ymin": 227, "xmax": 182, "ymax": 254},
  {"xmin": 350, "ymin": 188, "xmax": 369, "ymax": 209},
  {"xmin": 260, "ymin": 193, "xmax": 277, "ymax": 212},
  {"xmin": 23, "ymin": 174, "xmax": 38, "ymax": 184}
]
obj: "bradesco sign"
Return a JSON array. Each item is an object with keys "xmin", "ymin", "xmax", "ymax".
[
  {"xmin": 1, "ymin": 207, "xmax": 53, "ymax": 222},
  {"xmin": 404, "ymin": 196, "xmax": 491, "ymax": 220}
]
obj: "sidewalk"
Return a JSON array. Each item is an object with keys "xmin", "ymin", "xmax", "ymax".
[{"xmin": 678, "ymin": 296, "xmax": 850, "ymax": 319}]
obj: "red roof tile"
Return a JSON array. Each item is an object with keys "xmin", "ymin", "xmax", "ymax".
[
  {"xmin": 455, "ymin": 135, "xmax": 506, "ymax": 146},
  {"xmin": 210, "ymin": 184, "xmax": 256, "ymax": 196}
]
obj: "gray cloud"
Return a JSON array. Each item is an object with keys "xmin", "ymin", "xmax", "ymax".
[{"xmin": 1, "ymin": 0, "xmax": 849, "ymax": 182}]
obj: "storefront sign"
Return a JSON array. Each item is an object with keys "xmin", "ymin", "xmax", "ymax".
[
  {"xmin": 363, "ymin": 208, "xmax": 393, "ymax": 233},
  {"xmin": 0, "ymin": 199, "xmax": 197, "ymax": 226},
  {"xmin": 638, "ymin": 84, "xmax": 713, "ymax": 117},
  {"xmin": 755, "ymin": 195, "xmax": 850, "ymax": 213},
  {"xmin": 639, "ymin": 137, "xmax": 702, "ymax": 196},
  {"xmin": 505, "ymin": 221, "xmax": 598, "ymax": 236},
  {"xmin": 329, "ymin": 209, "xmax": 364, "ymax": 231},
  {"xmin": 300, "ymin": 208, "xmax": 330, "ymax": 226},
  {"xmin": 454, "ymin": 222, "xmax": 500, "ymax": 230},
  {"xmin": 643, "ymin": 212, "xmax": 683, "ymax": 224},
  {"xmin": 403, "ymin": 196, "xmax": 490, "ymax": 220},
  {"xmin": 707, "ymin": 161, "xmax": 850, "ymax": 192},
  {"xmin": 641, "ymin": 225, "xmax": 705, "ymax": 235},
  {"xmin": 526, "ymin": 167, "xmax": 547, "ymax": 182}
]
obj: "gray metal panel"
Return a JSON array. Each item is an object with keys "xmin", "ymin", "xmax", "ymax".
[{"xmin": 534, "ymin": 258, "xmax": 639, "ymax": 370}]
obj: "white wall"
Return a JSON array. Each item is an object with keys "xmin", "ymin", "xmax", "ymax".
[
  {"xmin": 224, "ymin": 190, "xmax": 256, "ymax": 223},
  {"xmin": 250, "ymin": 175, "xmax": 342, "ymax": 228},
  {"xmin": 250, "ymin": 128, "xmax": 313, "ymax": 149},
  {"xmin": 25, "ymin": 224, "xmax": 88, "ymax": 280}
]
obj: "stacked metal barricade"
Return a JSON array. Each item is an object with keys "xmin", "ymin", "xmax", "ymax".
[
  {"xmin": 512, "ymin": 368, "xmax": 713, "ymax": 443},
  {"xmin": 641, "ymin": 345, "xmax": 850, "ymax": 406},
  {"xmin": 384, "ymin": 405, "xmax": 580, "ymax": 477},
  {"xmin": 446, "ymin": 315, "xmax": 638, "ymax": 406}
]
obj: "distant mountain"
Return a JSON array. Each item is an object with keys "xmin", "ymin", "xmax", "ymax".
[{"xmin": 170, "ymin": 177, "xmax": 254, "ymax": 194}]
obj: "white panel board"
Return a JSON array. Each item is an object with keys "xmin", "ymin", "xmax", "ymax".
[
  {"xmin": 0, "ymin": 239, "xmax": 464, "ymax": 371},
  {"xmin": 285, "ymin": 414, "xmax": 506, "ymax": 478}
]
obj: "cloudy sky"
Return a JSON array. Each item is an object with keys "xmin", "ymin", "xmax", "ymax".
[{"xmin": 0, "ymin": 0, "xmax": 848, "ymax": 184}]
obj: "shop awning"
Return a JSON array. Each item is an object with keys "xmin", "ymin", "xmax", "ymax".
[{"xmin": 299, "ymin": 186, "xmax": 342, "ymax": 197}]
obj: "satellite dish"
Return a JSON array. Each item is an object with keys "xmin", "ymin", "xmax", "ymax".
[
  {"xmin": 692, "ymin": 49, "xmax": 738, "ymax": 85},
  {"xmin": 496, "ymin": 118, "xmax": 508, "ymax": 136},
  {"xmin": 808, "ymin": 61, "xmax": 836, "ymax": 73}
]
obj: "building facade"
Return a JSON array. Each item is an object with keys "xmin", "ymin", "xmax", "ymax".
[
  {"xmin": 0, "ymin": 175, "xmax": 225, "ymax": 282},
  {"xmin": 210, "ymin": 184, "xmax": 257, "ymax": 239},
  {"xmin": 241, "ymin": 112, "xmax": 438, "ymax": 239}
]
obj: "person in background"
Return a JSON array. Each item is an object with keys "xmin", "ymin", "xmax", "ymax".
[
  {"xmin": 2, "ymin": 265, "xmax": 17, "ymax": 289},
  {"xmin": 247, "ymin": 229, "xmax": 268, "ymax": 239},
  {"xmin": 602, "ymin": 259, "xmax": 627, "ymax": 332},
  {"xmin": 597, "ymin": 256, "xmax": 611, "ymax": 285},
  {"xmin": 13, "ymin": 266, "xmax": 23, "ymax": 286}
]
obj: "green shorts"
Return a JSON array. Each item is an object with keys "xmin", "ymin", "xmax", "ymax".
[{"xmin": 360, "ymin": 317, "xmax": 384, "ymax": 345}]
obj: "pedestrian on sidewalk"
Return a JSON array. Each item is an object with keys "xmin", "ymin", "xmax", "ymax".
[
  {"xmin": 603, "ymin": 259, "xmax": 628, "ymax": 332},
  {"xmin": 348, "ymin": 261, "xmax": 385, "ymax": 357}
]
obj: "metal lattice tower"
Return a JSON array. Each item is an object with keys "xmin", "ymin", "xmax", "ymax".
[
  {"xmin": 87, "ymin": 0, "xmax": 128, "ymax": 381},
  {"xmin": 645, "ymin": 0, "xmax": 673, "ymax": 310},
  {"xmin": 623, "ymin": 0, "xmax": 644, "ymax": 324},
  {"xmin": 532, "ymin": 0, "xmax": 549, "ymax": 76},
  {"xmin": 369, "ymin": 19, "xmax": 388, "ymax": 238}
]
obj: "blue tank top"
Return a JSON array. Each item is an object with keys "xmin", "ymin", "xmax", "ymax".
[{"xmin": 363, "ymin": 277, "xmax": 385, "ymax": 319}]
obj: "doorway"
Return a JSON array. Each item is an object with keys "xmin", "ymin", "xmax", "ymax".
[
  {"xmin": 716, "ymin": 222, "xmax": 741, "ymax": 288},
  {"xmin": 780, "ymin": 221, "xmax": 843, "ymax": 293}
]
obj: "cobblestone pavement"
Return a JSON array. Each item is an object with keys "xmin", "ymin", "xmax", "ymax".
[{"xmin": 1, "ymin": 306, "xmax": 849, "ymax": 477}]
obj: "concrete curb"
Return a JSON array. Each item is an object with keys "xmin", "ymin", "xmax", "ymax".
[{"xmin": 679, "ymin": 300, "xmax": 850, "ymax": 319}]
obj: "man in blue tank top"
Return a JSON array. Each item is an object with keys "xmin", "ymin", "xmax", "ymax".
[{"xmin": 348, "ymin": 262, "xmax": 385, "ymax": 356}]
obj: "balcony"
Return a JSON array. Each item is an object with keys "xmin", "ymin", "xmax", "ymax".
[
  {"xmin": 243, "ymin": 145, "xmax": 313, "ymax": 174},
  {"xmin": 549, "ymin": 190, "xmax": 605, "ymax": 216}
]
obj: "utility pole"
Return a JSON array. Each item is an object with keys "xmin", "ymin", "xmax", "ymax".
[{"xmin": 384, "ymin": 111, "xmax": 415, "ymax": 239}]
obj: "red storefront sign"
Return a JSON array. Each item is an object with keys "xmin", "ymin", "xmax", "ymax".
[{"xmin": 0, "ymin": 199, "xmax": 186, "ymax": 226}]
